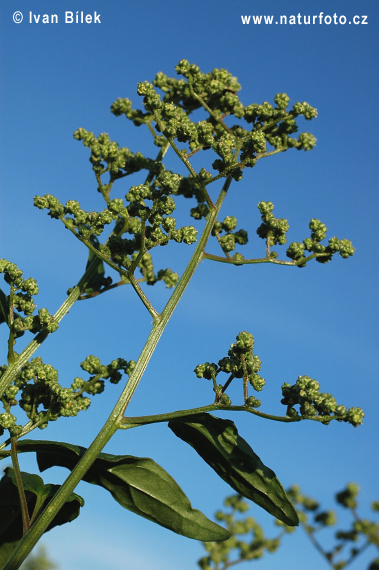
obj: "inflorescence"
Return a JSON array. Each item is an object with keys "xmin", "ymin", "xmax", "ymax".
[
  {"xmin": 195, "ymin": 332, "xmax": 266, "ymax": 407},
  {"xmin": 1, "ymin": 60, "xmax": 360, "ymax": 440},
  {"xmin": 32, "ymin": 59, "xmax": 324, "ymax": 289},
  {"xmin": 0, "ymin": 355, "xmax": 135, "ymax": 437},
  {"xmin": 195, "ymin": 332, "xmax": 363, "ymax": 427}
]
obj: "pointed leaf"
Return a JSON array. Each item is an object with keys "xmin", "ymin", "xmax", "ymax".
[
  {"xmin": 83, "ymin": 236, "xmax": 112, "ymax": 295},
  {"xmin": 0, "ymin": 288, "xmax": 10, "ymax": 326},
  {"xmin": 0, "ymin": 467, "xmax": 83, "ymax": 566},
  {"xmin": 168, "ymin": 413, "xmax": 299, "ymax": 526},
  {"xmin": 17, "ymin": 440, "xmax": 230, "ymax": 541}
]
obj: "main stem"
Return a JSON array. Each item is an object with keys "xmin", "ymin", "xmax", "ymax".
[{"xmin": 3, "ymin": 176, "xmax": 232, "ymax": 570}]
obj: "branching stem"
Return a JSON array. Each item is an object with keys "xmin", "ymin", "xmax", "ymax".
[
  {"xmin": 10, "ymin": 438, "xmax": 30, "ymax": 534},
  {"xmin": 2, "ymin": 173, "xmax": 234, "ymax": 570}
]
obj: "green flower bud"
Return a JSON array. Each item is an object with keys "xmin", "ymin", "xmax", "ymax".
[
  {"xmin": 0, "ymin": 412, "xmax": 17, "ymax": 429},
  {"xmin": 293, "ymin": 102, "xmax": 318, "ymax": 120},
  {"xmin": 297, "ymin": 132, "xmax": 316, "ymax": 151},
  {"xmin": 232, "ymin": 252, "xmax": 245, "ymax": 264},
  {"xmin": 194, "ymin": 362, "xmax": 218, "ymax": 380},
  {"xmin": 222, "ymin": 216, "xmax": 237, "ymax": 232},
  {"xmin": 20, "ymin": 278, "xmax": 39, "ymax": 296},
  {"xmin": 345, "ymin": 407, "xmax": 364, "ymax": 427},
  {"xmin": 315, "ymin": 510, "xmax": 337, "ymax": 526},
  {"xmin": 336, "ymin": 483, "xmax": 359, "ymax": 508},
  {"xmin": 157, "ymin": 268, "xmax": 179, "ymax": 288},
  {"xmin": 274, "ymin": 93, "xmax": 290, "ymax": 110},
  {"xmin": 219, "ymin": 234, "xmax": 236, "ymax": 252},
  {"xmin": 220, "ymin": 393, "xmax": 231, "ymax": 406},
  {"xmin": 235, "ymin": 331, "xmax": 254, "ymax": 352},
  {"xmin": 181, "ymin": 226, "xmax": 198, "ymax": 245},
  {"xmin": 246, "ymin": 396, "xmax": 261, "ymax": 408}
]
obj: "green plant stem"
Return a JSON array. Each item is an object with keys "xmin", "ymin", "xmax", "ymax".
[
  {"xmin": 123, "ymin": 404, "xmax": 343, "ymax": 428},
  {"xmin": 3, "ymin": 175, "xmax": 233, "ymax": 570},
  {"xmin": 343, "ymin": 540, "xmax": 371, "ymax": 568},
  {"xmin": 10, "ymin": 438, "xmax": 30, "ymax": 534},
  {"xmin": 188, "ymin": 80, "xmax": 234, "ymax": 136},
  {"xmin": 302, "ymin": 527, "xmax": 336, "ymax": 568},
  {"xmin": 122, "ymin": 404, "xmax": 302, "ymax": 427},
  {"xmin": 202, "ymin": 251, "xmax": 319, "ymax": 266},
  {"xmin": 7, "ymin": 285, "xmax": 16, "ymax": 364}
]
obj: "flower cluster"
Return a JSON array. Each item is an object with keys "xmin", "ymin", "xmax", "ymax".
[
  {"xmin": 112, "ymin": 59, "xmax": 317, "ymax": 180},
  {"xmin": 211, "ymin": 216, "xmax": 248, "ymax": 256},
  {"xmin": 194, "ymin": 332, "xmax": 265, "ymax": 406},
  {"xmin": 34, "ymin": 61, "xmax": 325, "ymax": 297},
  {"xmin": 73, "ymin": 128, "xmax": 156, "ymax": 179},
  {"xmin": 254, "ymin": 203, "xmax": 355, "ymax": 266},
  {"xmin": 0, "ymin": 355, "xmax": 135, "ymax": 436},
  {"xmin": 281, "ymin": 376, "xmax": 364, "ymax": 426},
  {"xmin": 287, "ymin": 484, "xmax": 379, "ymax": 569},
  {"xmin": 287, "ymin": 219, "xmax": 355, "ymax": 266},
  {"xmin": 33, "ymin": 188, "xmax": 193, "ymax": 288},
  {"xmin": 198, "ymin": 493, "xmax": 293, "ymax": 570},
  {"xmin": 0, "ymin": 259, "xmax": 58, "ymax": 337},
  {"xmin": 256, "ymin": 201, "xmax": 289, "ymax": 249}
]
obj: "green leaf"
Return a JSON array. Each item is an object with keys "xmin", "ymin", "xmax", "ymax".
[
  {"xmin": 0, "ymin": 287, "xmax": 25, "ymax": 337},
  {"xmin": 83, "ymin": 236, "xmax": 112, "ymax": 295},
  {"xmin": 17, "ymin": 440, "xmax": 230, "ymax": 542},
  {"xmin": 0, "ymin": 467, "xmax": 83, "ymax": 566},
  {"xmin": 168, "ymin": 413, "xmax": 299, "ymax": 526},
  {"xmin": 0, "ymin": 288, "xmax": 10, "ymax": 326}
]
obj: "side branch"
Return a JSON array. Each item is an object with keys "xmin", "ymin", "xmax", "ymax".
[
  {"xmin": 59, "ymin": 218, "xmax": 159, "ymax": 320},
  {"xmin": 202, "ymin": 252, "xmax": 319, "ymax": 267},
  {"xmin": 123, "ymin": 404, "xmax": 347, "ymax": 428}
]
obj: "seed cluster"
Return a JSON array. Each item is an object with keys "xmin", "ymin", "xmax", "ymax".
[
  {"xmin": 281, "ymin": 376, "xmax": 364, "ymax": 426},
  {"xmin": 1, "ymin": 60, "xmax": 360, "ymax": 443},
  {"xmin": 194, "ymin": 332, "xmax": 265, "ymax": 407}
]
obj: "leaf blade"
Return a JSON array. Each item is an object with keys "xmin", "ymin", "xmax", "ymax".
[
  {"xmin": 0, "ymin": 467, "xmax": 83, "ymax": 566},
  {"xmin": 168, "ymin": 413, "xmax": 299, "ymax": 526},
  {"xmin": 17, "ymin": 439, "xmax": 230, "ymax": 541}
]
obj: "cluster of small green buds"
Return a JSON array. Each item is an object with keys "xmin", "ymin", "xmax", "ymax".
[
  {"xmin": 256, "ymin": 202, "xmax": 289, "ymax": 247},
  {"xmin": 34, "ymin": 195, "xmax": 117, "ymax": 239},
  {"xmin": 33, "ymin": 61, "xmax": 321, "ymax": 305},
  {"xmin": 33, "ymin": 194, "xmax": 65, "ymax": 219},
  {"xmin": 244, "ymin": 95, "xmax": 317, "ymax": 153},
  {"xmin": 287, "ymin": 483, "xmax": 379, "ymax": 570},
  {"xmin": 194, "ymin": 362, "xmax": 218, "ymax": 381},
  {"xmin": 0, "ymin": 412, "xmax": 17, "ymax": 436},
  {"xmin": 0, "ymin": 260, "xmax": 58, "ymax": 339},
  {"xmin": 112, "ymin": 60, "xmax": 317, "ymax": 187},
  {"xmin": 34, "ymin": 184, "xmax": 194, "ymax": 288},
  {"xmin": 194, "ymin": 332, "xmax": 265, "ymax": 405},
  {"xmin": 219, "ymin": 332, "xmax": 265, "ymax": 392},
  {"xmin": 286, "ymin": 484, "xmax": 329, "ymax": 526},
  {"xmin": 0, "ymin": 260, "xmax": 38, "ymax": 314},
  {"xmin": 286, "ymin": 219, "xmax": 355, "ymax": 266},
  {"xmin": 198, "ymin": 493, "xmax": 292, "ymax": 569},
  {"xmin": 336, "ymin": 482, "xmax": 360, "ymax": 509},
  {"xmin": 253, "ymin": 204, "xmax": 354, "ymax": 267},
  {"xmin": 73, "ymin": 128, "xmax": 155, "ymax": 178},
  {"xmin": 211, "ymin": 216, "xmax": 248, "ymax": 255},
  {"xmin": 2, "ymin": 355, "xmax": 135, "ymax": 431},
  {"xmin": 281, "ymin": 376, "xmax": 364, "ymax": 426},
  {"xmin": 172, "ymin": 60, "xmax": 243, "ymax": 116},
  {"xmin": 314, "ymin": 510, "xmax": 337, "ymax": 527},
  {"xmin": 245, "ymin": 396, "xmax": 261, "ymax": 408}
]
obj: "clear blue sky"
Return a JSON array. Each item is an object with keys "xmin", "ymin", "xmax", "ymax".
[{"xmin": 1, "ymin": 0, "xmax": 378, "ymax": 568}]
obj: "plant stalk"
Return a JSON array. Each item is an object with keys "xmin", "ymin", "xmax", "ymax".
[{"xmin": 3, "ymin": 175, "xmax": 233, "ymax": 570}]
